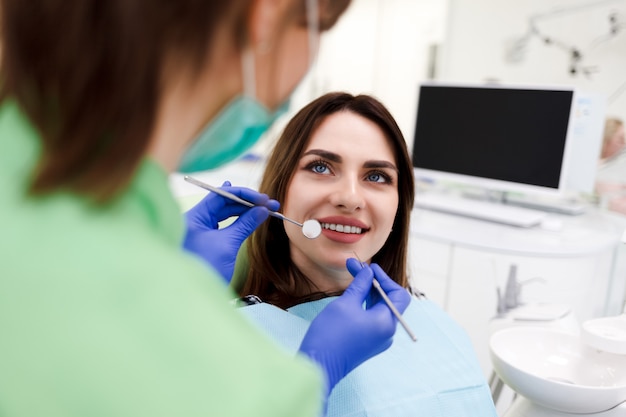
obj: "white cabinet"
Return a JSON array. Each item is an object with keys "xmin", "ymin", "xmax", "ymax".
[{"xmin": 409, "ymin": 208, "xmax": 623, "ymax": 376}]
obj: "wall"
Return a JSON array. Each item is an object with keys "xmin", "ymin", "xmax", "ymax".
[
  {"xmin": 285, "ymin": 0, "xmax": 449, "ymax": 150},
  {"xmin": 439, "ymin": 0, "xmax": 626, "ymax": 119},
  {"xmin": 271, "ymin": 0, "xmax": 626, "ymax": 155}
]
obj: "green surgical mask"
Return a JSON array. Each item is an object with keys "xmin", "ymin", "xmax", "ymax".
[
  {"xmin": 177, "ymin": 0, "xmax": 319, "ymax": 173},
  {"xmin": 178, "ymin": 50, "xmax": 290, "ymax": 173}
]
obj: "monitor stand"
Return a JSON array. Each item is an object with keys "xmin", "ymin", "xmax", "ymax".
[
  {"xmin": 414, "ymin": 191, "xmax": 548, "ymax": 228},
  {"xmin": 502, "ymin": 193, "xmax": 587, "ymax": 216},
  {"xmin": 414, "ymin": 186, "xmax": 589, "ymax": 228}
]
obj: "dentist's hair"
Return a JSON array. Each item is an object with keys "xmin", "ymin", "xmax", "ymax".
[
  {"xmin": 0, "ymin": 0, "xmax": 350, "ymax": 202},
  {"xmin": 239, "ymin": 92, "xmax": 415, "ymax": 308}
]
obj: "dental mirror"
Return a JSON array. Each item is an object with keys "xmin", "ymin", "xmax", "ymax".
[
  {"xmin": 302, "ymin": 219, "xmax": 322, "ymax": 239},
  {"xmin": 184, "ymin": 176, "xmax": 321, "ymax": 239}
]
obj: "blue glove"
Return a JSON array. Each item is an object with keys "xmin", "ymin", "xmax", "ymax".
[
  {"xmin": 298, "ymin": 259, "xmax": 411, "ymax": 398},
  {"xmin": 183, "ymin": 181, "xmax": 280, "ymax": 283}
]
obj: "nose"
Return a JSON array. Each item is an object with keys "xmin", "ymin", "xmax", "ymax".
[{"xmin": 329, "ymin": 176, "xmax": 366, "ymax": 212}]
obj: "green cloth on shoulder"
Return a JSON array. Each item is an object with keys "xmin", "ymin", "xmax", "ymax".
[
  {"xmin": 230, "ymin": 240, "xmax": 251, "ymax": 294},
  {"xmin": 0, "ymin": 100, "xmax": 323, "ymax": 417}
]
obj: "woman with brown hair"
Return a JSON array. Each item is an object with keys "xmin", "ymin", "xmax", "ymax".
[
  {"xmin": 233, "ymin": 92, "xmax": 498, "ymax": 416},
  {"xmin": 0, "ymin": 1, "xmax": 413, "ymax": 416},
  {"xmin": 237, "ymin": 92, "xmax": 414, "ymax": 305}
]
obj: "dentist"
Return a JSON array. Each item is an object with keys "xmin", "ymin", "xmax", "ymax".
[{"xmin": 0, "ymin": 1, "xmax": 411, "ymax": 416}]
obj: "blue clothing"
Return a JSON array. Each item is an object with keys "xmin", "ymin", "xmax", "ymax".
[{"xmin": 239, "ymin": 296, "xmax": 498, "ymax": 417}]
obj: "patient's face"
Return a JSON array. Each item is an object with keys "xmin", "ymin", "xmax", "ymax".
[{"xmin": 282, "ymin": 110, "xmax": 399, "ymax": 291}]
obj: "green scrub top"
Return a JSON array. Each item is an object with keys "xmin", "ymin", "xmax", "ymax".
[{"xmin": 0, "ymin": 100, "xmax": 323, "ymax": 417}]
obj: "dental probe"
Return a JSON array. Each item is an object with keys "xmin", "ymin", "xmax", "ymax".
[
  {"xmin": 184, "ymin": 176, "xmax": 322, "ymax": 239},
  {"xmin": 352, "ymin": 252, "xmax": 418, "ymax": 342}
]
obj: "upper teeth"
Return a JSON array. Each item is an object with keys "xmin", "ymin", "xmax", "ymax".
[{"xmin": 321, "ymin": 223, "xmax": 363, "ymax": 234}]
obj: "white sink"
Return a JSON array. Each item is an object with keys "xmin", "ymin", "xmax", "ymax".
[
  {"xmin": 490, "ymin": 327, "xmax": 626, "ymax": 414},
  {"xmin": 582, "ymin": 314, "xmax": 626, "ymax": 355}
]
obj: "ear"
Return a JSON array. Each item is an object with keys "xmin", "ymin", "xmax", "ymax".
[{"xmin": 247, "ymin": 0, "xmax": 291, "ymax": 52}]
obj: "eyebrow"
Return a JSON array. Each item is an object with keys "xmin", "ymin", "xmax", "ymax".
[
  {"xmin": 363, "ymin": 160, "xmax": 398, "ymax": 172},
  {"xmin": 303, "ymin": 149, "xmax": 398, "ymax": 172},
  {"xmin": 303, "ymin": 149, "xmax": 342, "ymax": 163}
]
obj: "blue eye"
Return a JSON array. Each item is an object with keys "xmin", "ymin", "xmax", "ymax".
[
  {"xmin": 313, "ymin": 163, "xmax": 328, "ymax": 174},
  {"xmin": 306, "ymin": 159, "xmax": 332, "ymax": 175},
  {"xmin": 367, "ymin": 173, "xmax": 382, "ymax": 182},
  {"xmin": 366, "ymin": 171, "xmax": 392, "ymax": 183}
]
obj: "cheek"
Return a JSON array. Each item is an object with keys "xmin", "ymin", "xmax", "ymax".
[
  {"xmin": 373, "ymin": 194, "xmax": 399, "ymax": 236},
  {"xmin": 283, "ymin": 221, "xmax": 303, "ymax": 247},
  {"xmin": 385, "ymin": 208, "xmax": 399, "ymax": 235},
  {"xmin": 283, "ymin": 175, "xmax": 325, "ymax": 218}
]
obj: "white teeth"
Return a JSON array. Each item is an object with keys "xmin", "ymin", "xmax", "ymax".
[{"xmin": 321, "ymin": 223, "xmax": 363, "ymax": 234}]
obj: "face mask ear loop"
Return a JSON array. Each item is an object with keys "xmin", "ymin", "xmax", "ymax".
[
  {"xmin": 306, "ymin": 0, "xmax": 320, "ymax": 68},
  {"xmin": 241, "ymin": 48, "xmax": 257, "ymax": 100},
  {"xmin": 305, "ymin": 0, "xmax": 321, "ymax": 98}
]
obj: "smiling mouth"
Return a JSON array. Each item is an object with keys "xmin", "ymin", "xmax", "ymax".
[{"xmin": 320, "ymin": 222, "xmax": 367, "ymax": 234}]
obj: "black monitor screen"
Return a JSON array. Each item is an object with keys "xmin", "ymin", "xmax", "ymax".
[{"xmin": 412, "ymin": 85, "xmax": 574, "ymax": 191}]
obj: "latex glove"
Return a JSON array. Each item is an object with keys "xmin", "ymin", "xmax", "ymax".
[
  {"xmin": 298, "ymin": 259, "xmax": 411, "ymax": 398},
  {"xmin": 183, "ymin": 181, "xmax": 280, "ymax": 283}
]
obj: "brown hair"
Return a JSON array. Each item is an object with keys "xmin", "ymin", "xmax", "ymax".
[
  {"xmin": 0, "ymin": 0, "xmax": 350, "ymax": 202},
  {"xmin": 240, "ymin": 92, "xmax": 415, "ymax": 308}
]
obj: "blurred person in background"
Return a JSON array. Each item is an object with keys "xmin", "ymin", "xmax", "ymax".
[{"xmin": 596, "ymin": 117, "xmax": 626, "ymax": 215}]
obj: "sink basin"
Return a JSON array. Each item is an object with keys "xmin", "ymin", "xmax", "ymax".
[
  {"xmin": 582, "ymin": 314, "xmax": 626, "ymax": 355},
  {"xmin": 490, "ymin": 327, "xmax": 626, "ymax": 413}
]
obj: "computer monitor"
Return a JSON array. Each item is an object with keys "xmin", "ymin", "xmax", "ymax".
[{"xmin": 412, "ymin": 82, "xmax": 577, "ymax": 197}]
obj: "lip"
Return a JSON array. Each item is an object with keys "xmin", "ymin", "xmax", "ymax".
[{"xmin": 316, "ymin": 216, "xmax": 369, "ymax": 244}]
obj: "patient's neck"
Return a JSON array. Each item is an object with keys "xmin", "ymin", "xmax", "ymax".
[{"xmin": 289, "ymin": 252, "xmax": 354, "ymax": 295}]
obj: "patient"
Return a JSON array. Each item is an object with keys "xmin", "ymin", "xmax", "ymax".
[{"xmin": 233, "ymin": 92, "xmax": 497, "ymax": 416}]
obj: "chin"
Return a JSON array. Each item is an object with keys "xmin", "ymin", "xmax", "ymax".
[{"xmin": 328, "ymin": 260, "xmax": 349, "ymax": 271}]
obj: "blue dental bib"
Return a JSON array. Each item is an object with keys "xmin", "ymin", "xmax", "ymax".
[{"xmin": 238, "ymin": 297, "xmax": 498, "ymax": 417}]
